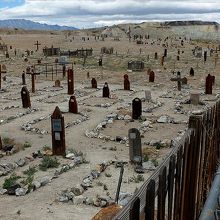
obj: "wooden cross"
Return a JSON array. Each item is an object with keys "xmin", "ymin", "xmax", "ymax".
[
  {"xmin": 34, "ymin": 41, "xmax": 41, "ymax": 51},
  {"xmin": 26, "ymin": 67, "xmax": 40, "ymax": 93},
  {"xmin": 170, "ymin": 72, "xmax": 185, "ymax": 91}
]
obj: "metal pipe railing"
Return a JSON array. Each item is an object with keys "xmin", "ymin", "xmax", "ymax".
[{"xmin": 199, "ymin": 165, "xmax": 220, "ymax": 220}]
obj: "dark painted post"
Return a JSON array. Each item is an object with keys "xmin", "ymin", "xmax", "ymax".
[
  {"xmin": 69, "ymin": 95, "xmax": 78, "ymax": 113},
  {"xmin": 67, "ymin": 69, "xmax": 74, "ymax": 95},
  {"xmin": 51, "ymin": 106, "xmax": 66, "ymax": 156},
  {"xmin": 21, "ymin": 86, "xmax": 31, "ymax": 108},
  {"xmin": 132, "ymin": 98, "xmax": 142, "ymax": 119}
]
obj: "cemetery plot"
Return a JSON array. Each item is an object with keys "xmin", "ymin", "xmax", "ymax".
[
  {"xmin": 37, "ymin": 93, "xmax": 69, "ymax": 104},
  {"xmin": 21, "ymin": 111, "xmax": 89, "ymax": 135},
  {"xmin": 80, "ymin": 96, "xmax": 118, "ymax": 108},
  {"xmin": 0, "ymin": 107, "xmax": 38, "ymax": 125}
]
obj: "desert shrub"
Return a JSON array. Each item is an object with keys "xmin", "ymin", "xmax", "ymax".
[
  {"xmin": 39, "ymin": 156, "xmax": 60, "ymax": 171},
  {"xmin": 3, "ymin": 173, "xmax": 21, "ymax": 189}
]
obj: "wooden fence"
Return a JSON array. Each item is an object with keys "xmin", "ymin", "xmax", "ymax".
[{"xmin": 114, "ymin": 101, "xmax": 220, "ymax": 220}]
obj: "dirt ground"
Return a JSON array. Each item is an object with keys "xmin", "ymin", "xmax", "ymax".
[{"xmin": 0, "ymin": 29, "xmax": 219, "ymax": 220}]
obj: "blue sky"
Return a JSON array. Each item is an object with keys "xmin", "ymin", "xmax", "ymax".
[
  {"xmin": 0, "ymin": 0, "xmax": 219, "ymax": 28},
  {"xmin": 0, "ymin": 0, "xmax": 24, "ymax": 9}
]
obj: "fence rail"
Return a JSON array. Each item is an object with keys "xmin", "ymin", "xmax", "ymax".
[{"xmin": 114, "ymin": 101, "xmax": 220, "ymax": 220}]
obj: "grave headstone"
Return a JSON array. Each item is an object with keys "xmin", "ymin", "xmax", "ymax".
[
  {"xmin": 149, "ymin": 71, "xmax": 155, "ymax": 82},
  {"xmin": 132, "ymin": 98, "xmax": 142, "ymax": 119},
  {"xmin": 124, "ymin": 74, "xmax": 130, "ymax": 90},
  {"xmin": 102, "ymin": 82, "xmax": 110, "ymax": 98},
  {"xmin": 69, "ymin": 95, "xmax": 78, "ymax": 114},
  {"xmin": 128, "ymin": 128, "xmax": 142, "ymax": 165},
  {"xmin": 98, "ymin": 59, "xmax": 102, "ymax": 67},
  {"xmin": 205, "ymin": 74, "xmax": 214, "ymax": 94},
  {"xmin": 190, "ymin": 67, "xmax": 194, "ymax": 76},
  {"xmin": 22, "ymin": 71, "xmax": 26, "ymax": 85},
  {"xmin": 164, "ymin": 49, "xmax": 167, "ymax": 57},
  {"xmin": 204, "ymin": 51, "xmax": 207, "ymax": 62},
  {"xmin": 67, "ymin": 69, "xmax": 74, "ymax": 95},
  {"xmin": 91, "ymin": 78, "xmax": 97, "ymax": 89},
  {"xmin": 51, "ymin": 106, "xmax": 66, "ymax": 156},
  {"xmin": 190, "ymin": 93, "xmax": 200, "ymax": 105},
  {"xmin": 55, "ymin": 80, "xmax": 61, "ymax": 87},
  {"xmin": 145, "ymin": 90, "xmax": 151, "ymax": 101},
  {"xmin": 21, "ymin": 87, "xmax": 31, "ymax": 108}
]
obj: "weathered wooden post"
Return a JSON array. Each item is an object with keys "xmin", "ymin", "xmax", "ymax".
[
  {"xmin": 51, "ymin": 106, "xmax": 66, "ymax": 156},
  {"xmin": 67, "ymin": 69, "xmax": 74, "ymax": 95},
  {"xmin": 128, "ymin": 128, "xmax": 142, "ymax": 165},
  {"xmin": 21, "ymin": 86, "xmax": 31, "ymax": 108},
  {"xmin": 132, "ymin": 98, "xmax": 142, "ymax": 119},
  {"xmin": 69, "ymin": 95, "xmax": 78, "ymax": 113}
]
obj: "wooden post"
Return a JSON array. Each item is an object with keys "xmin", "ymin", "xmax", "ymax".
[
  {"xmin": 21, "ymin": 86, "xmax": 31, "ymax": 108},
  {"xmin": 26, "ymin": 69, "xmax": 40, "ymax": 93},
  {"xmin": 67, "ymin": 69, "xmax": 74, "ymax": 95},
  {"xmin": 158, "ymin": 166, "xmax": 167, "ymax": 220},
  {"xmin": 51, "ymin": 106, "xmax": 66, "ymax": 156},
  {"xmin": 145, "ymin": 180, "xmax": 155, "ymax": 219},
  {"xmin": 129, "ymin": 197, "xmax": 140, "ymax": 220}
]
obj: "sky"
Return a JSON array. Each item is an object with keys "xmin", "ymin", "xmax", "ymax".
[{"xmin": 0, "ymin": 0, "xmax": 220, "ymax": 28}]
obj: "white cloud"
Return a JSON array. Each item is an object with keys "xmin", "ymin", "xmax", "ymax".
[{"xmin": 0, "ymin": 0, "xmax": 220, "ymax": 28}]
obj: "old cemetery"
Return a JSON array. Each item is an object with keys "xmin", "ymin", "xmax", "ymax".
[{"xmin": 0, "ymin": 28, "xmax": 219, "ymax": 220}]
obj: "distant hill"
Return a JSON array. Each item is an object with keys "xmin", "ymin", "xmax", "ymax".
[
  {"xmin": 163, "ymin": 20, "xmax": 219, "ymax": 26},
  {"xmin": 0, "ymin": 19, "xmax": 78, "ymax": 31}
]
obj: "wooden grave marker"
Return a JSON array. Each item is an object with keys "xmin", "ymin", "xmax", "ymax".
[
  {"xmin": 69, "ymin": 95, "xmax": 78, "ymax": 114},
  {"xmin": 205, "ymin": 74, "xmax": 215, "ymax": 94},
  {"xmin": 132, "ymin": 98, "xmax": 142, "ymax": 119},
  {"xmin": 21, "ymin": 86, "xmax": 31, "ymax": 108},
  {"xmin": 170, "ymin": 71, "xmax": 186, "ymax": 91},
  {"xmin": 26, "ymin": 68, "xmax": 40, "ymax": 93},
  {"xmin": 54, "ymin": 80, "xmax": 61, "ymax": 87},
  {"xmin": 190, "ymin": 67, "xmax": 194, "ymax": 76},
  {"xmin": 34, "ymin": 41, "xmax": 41, "ymax": 51},
  {"xmin": 103, "ymin": 82, "xmax": 110, "ymax": 98},
  {"xmin": 124, "ymin": 74, "xmax": 130, "ymax": 90},
  {"xmin": 91, "ymin": 78, "xmax": 97, "ymax": 89},
  {"xmin": 149, "ymin": 71, "xmax": 155, "ymax": 82},
  {"xmin": 51, "ymin": 106, "xmax": 66, "ymax": 156},
  {"xmin": 67, "ymin": 69, "xmax": 74, "ymax": 95},
  {"xmin": 128, "ymin": 128, "xmax": 142, "ymax": 165},
  {"xmin": 22, "ymin": 71, "xmax": 26, "ymax": 85}
]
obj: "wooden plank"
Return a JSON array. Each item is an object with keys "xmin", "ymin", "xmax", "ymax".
[
  {"xmin": 145, "ymin": 179, "xmax": 155, "ymax": 220},
  {"xmin": 129, "ymin": 197, "xmax": 140, "ymax": 220},
  {"xmin": 168, "ymin": 155, "xmax": 176, "ymax": 220},
  {"xmin": 157, "ymin": 166, "xmax": 167, "ymax": 220},
  {"xmin": 173, "ymin": 146, "xmax": 183, "ymax": 220}
]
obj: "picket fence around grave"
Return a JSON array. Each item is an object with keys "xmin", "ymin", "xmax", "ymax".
[{"xmin": 114, "ymin": 101, "xmax": 220, "ymax": 220}]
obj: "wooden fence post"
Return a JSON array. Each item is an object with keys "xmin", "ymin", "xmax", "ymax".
[
  {"xmin": 129, "ymin": 197, "xmax": 140, "ymax": 220},
  {"xmin": 145, "ymin": 179, "xmax": 155, "ymax": 220}
]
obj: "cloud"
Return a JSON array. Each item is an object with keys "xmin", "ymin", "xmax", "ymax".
[{"xmin": 0, "ymin": 0, "xmax": 220, "ymax": 28}]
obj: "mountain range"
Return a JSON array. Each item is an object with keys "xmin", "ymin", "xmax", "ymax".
[{"xmin": 0, "ymin": 19, "xmax": 77, "ymax": 31}]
